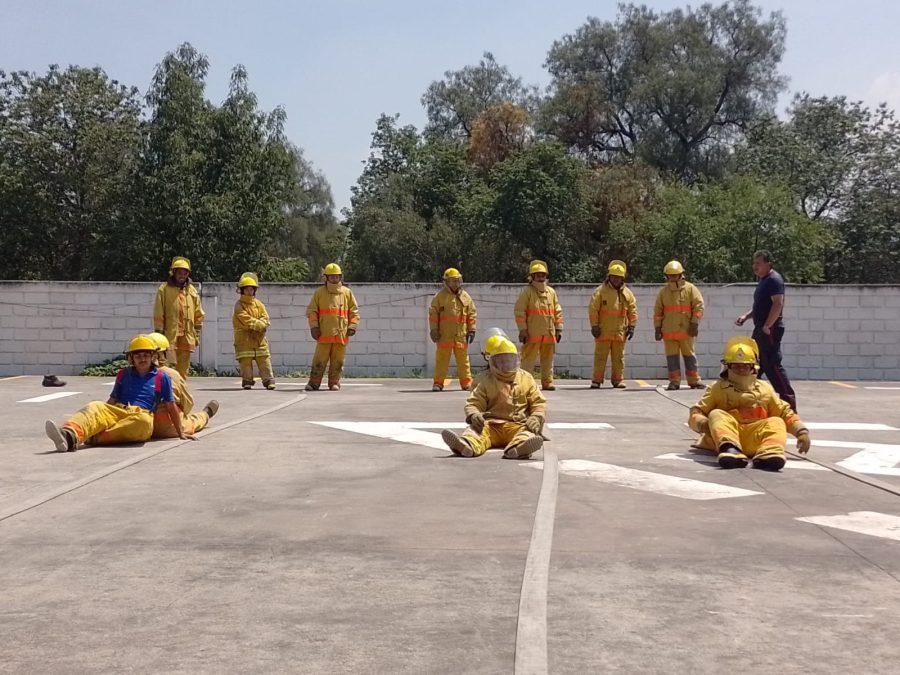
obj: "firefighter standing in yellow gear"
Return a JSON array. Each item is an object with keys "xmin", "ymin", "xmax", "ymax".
[
  {"xmin": 515, "ymin": 260, "xmax": 564, "ymax": 391},
  {"xmin": 689, "ymin": 337, "xmax": 810, "ymax": 470},
  {"xmin": 153, "ymin": 257, "xmax": 205, "ymax": 379},
  {"xmin": 232, "ymin": 273, "xmax": 276, "ymax": 390},
  {"xmin": 654, "ymin": 260, "xmax": 705, "ymax": 390},
  {"xmin": 589, "ymin": 260, "xmax": 638, "ymax": 388},
  {"xmin": 441, "ymin": 335, "xmax": 547, "ymax": 459},
  {"xmin": 44, "ymin": 335, "xmax": 186, "ymax": 452},
  {"xmin": 306, "ymin": 263, "xmax": 360, "ymax": 391},
  {"xmin": 429, "ymin": 268, "xmax": 477, "ymax": 391},
  {"xmin": 147, "ymin": 332, "xmax": 218, "ymax": 437}
]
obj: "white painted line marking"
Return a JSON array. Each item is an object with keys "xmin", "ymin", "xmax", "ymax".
[
  {"xmin": 829, "ymin": 381, "xmax": 858, "ymax": 389},
  {"xmin": 865, "ymin": 386, "xmax": 900, "ymax": 390},
  {"xmin": 786, "ymin": 439, "xmax": 900, "ymax": 476},
  {"xmin": 309, "ymin": 421, "xmax": 614, "ymax": 450},
  {"xmin": 656, "ymin": 452, "xmax": 827, "ymax": 471},
  {"xmin": 806, "ymin": 422, "xmax": 898, "ymax": 431},
  {"xmin": 796, "ymin": 511, "xmax": 900, "ymax": 542},
  {"xmin": 1, "ymin": 375, "xmax": 28, "ymax": 382},
  {"xmin": 515, "ymin": 449, "xmax": 557, "ymax": 674},
  {"xmin": 524, "ymin": 459, "xmax": 762, "ymax": 500},
  {"xmin": 239, "ymin": 381, "xmax": 383, "ymax": 387},
  {"xmin": 102, "ymin": 381, "xmax": 116, "ymax": 386},
  {"xmin": 17, "ymin": 392, "xmax": 82, "ymax": 403}
]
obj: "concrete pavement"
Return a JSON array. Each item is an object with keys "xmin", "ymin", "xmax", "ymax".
[{"xmin": 1, "ymin": 375, "xmax": 898, "ymax": 673}]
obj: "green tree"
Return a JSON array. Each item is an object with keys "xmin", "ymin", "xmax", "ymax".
[
  {"xmin": 542, "ymin": 1, "xmax": 786, "ymax": 179},
  {"xmin": 0, "ymin": 65, "xmax": 142, "ymax": 279},
  {"xmin": 422, "ymin": 52, "xmax": 539, "ymax": 140},
  {"xmin": 133, "ymin": 45, "xmax": 295, "ymax": 281},
  {"xmin": 608, "ymin": 175, "xmax": 830, "ymax": 283}
]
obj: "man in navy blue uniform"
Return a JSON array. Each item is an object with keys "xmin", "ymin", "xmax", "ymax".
[{"xmin": 735, "ymin": 250, "xmax": 797, "ymax": 411}]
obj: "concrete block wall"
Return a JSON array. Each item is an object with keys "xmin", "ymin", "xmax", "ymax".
[{"xmin": 1, "ymin": 281, "xmax": 899, "ymax": 380}]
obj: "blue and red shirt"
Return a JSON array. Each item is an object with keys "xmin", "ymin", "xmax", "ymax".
[{"xmin": 110, "ymin": 367, "xmax": 175, "ymax": 411}]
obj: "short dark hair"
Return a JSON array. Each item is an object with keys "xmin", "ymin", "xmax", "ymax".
[{"xmin": 753, "ymin": 250, "xmax": 773, "ymax": 263}]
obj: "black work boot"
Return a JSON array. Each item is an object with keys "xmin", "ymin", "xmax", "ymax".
[
  {"xmin": 441, "ymin": 429, "xmax": 474, "ymax": 457},
  {"xmin": 203, "ymin": 400, "xmax": 220, "ymax": 419},
  {"xmin": 753, "ymin": 454, "xmax": 786, "ymax": 471},
  {"xmin": 42, "ymin": 375, "xmax": 67, "ymax": 387},
  {"xmin": 717, "ymin": 444, "xmax": 749, "ymax": 469},
  {"xmin": 666, "ymin": 382, "xmax": 680, "ymax": 391}
]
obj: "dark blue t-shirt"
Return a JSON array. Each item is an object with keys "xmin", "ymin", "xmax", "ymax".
[
  {"xmin": 110, "ymin": 367, "xmax": 175, "ymax": 411},
  {"xmin": 752, "ymin": 270, "xmax": 785, "ymax": 328}
]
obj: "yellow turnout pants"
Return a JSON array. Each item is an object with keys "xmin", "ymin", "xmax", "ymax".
[
  {"xmin": 310, "ymin": 342, "xmax": 347, "ymax": 387},
  {"xmin": 461, "ymin": 420, "xmax": 536, "ymax": 457},
  {"xmin": 239, "ymin": 355, "xmax": 274, "ymax": 386},
  {"xmin": 664, "ymin": 338, "xmax": 700, "ymax": 385},
  {"xmin": 708, "ymin": 409, "xmax": 787, "ymax": 459},
  {"xmin": 63, "ymin": 401, "xmax": 154, "ymax": 445},
  {"xmin": 433, "ymin": 345, "xmax": 472, "ymax": 388},
  {"xmin": 593, "ymin": 339, "xmax": 625, "ymax": 383},
  {"xmin": 521, "ymin": 342, "xmax": 555, "ymax": 387},
  {"xmin": 152, "ymin": 408, "xmax": 210, "ymax": 438}
]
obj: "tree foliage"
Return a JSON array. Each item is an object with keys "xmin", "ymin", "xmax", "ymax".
[
  {"xmin": 0, "ymin": 43, "xmax": 335, "ymax": 282},
  {"xmin": 541, "ymin": 1, "xmax": 786, "ymax": 179}
]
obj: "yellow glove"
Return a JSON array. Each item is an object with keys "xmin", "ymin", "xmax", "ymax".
[
  {"xmin": 796, "ymin": 430, "xmax": 811, "ymax": 454},
  {"xmin": 524, "ymin": 416, "xmax": 542, "ymax": 434},
  {"xmin": 467, "ymin": 413, "xmax": 485, "ymax": 434}
]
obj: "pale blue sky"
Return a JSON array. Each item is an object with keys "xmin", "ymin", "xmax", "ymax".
[{"xmin": 3, "ymin": 1, "xmax": 898, "ymax": 212}]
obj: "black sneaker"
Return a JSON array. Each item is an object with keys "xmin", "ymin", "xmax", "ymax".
[
  {"xmin": 753, "ymin": 455, "xmax": 786, "ymax": 471},
  {"xmin": 689, "ymin": 382, "xmax": 707, "ymax": 390},
  {"xmin": 590, "ymin": 381, "xmax": 603, "ymax": 389},
  {"xmin": 666, "ymin": 382, "xmax": 680, "ymax": 391},
  {"xmin": 42, "ymin": 375, "xmax": 67, "ymax": 387},
  {"xmin": 717, "ymin": 446, "xmax": 748, "ymax": 469}
]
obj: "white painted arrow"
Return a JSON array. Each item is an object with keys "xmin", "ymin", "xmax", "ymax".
[
  {"xmin": 787, "ymin": 439, "xmax": 900, "ymax": 476},
  {"xmin": 523, "ymin": 459, "xmax": 762, "ymax": 500},
  {"xmin": 796, "ymin": 511, "xmax": 900, "ymax": 542},
  {"xmin": 309, "ymin": 421, "xmax": 613, "ymax": 450}
]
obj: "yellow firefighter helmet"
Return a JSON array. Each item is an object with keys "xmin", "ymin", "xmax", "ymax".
[
  {"xmin": 147, "ymin": 332, "xmax": 170, "ymax": 352},
  {"xmin": 664, "ymin": 260, "xmax": 684, "ymax": 276},
  {"xmin": 722, "ymin": 336, "xmax": 760, "ymax": 365},
  {"xmin": 607, "ymin": 260, "xmax": 627, "ymax": 277},
  {"xmin": 126, "ymin": 334, "xmax": 157, "ymax": 353},
  {"xmin": 170, "ymin": 257, "xmax": 191, "ymax": 272}
]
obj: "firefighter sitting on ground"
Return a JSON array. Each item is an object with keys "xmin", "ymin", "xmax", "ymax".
[
  {"xmin": 589, "ymin": 260, "xmax": 638, "ymax": 389},
  {"xmin": 688, "ymin": 337, "xmax": 811, "ymax": 471},
  {"xmin": 305, "ymin": 263, "xmax": 360, "ymax": 391},
  {"xmin": 147, "ymin": 332, "xmax": 218, "ymax": 438},
  {"xmin": 441, "ymin": 333, "xmax": 547, "ymax": 459},
  {"xmin": 233, "ymin": 273, "xmax": 276, "ymax": 390},
  {"xmin": 429, "ymin": 267, "xmax": 477, "ymax": 391},
  {"xmin": 44, "ymin": 335, "xmax": 188, "ymax": 452}
]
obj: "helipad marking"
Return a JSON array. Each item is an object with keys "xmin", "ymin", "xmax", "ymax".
[
  {"xmin": 17, "ymin": 392, "xmax": 82, "ymax": 403},
  {"xmin": 309, "ymin": 421, "xmax": 613, "ymax": 450},
  {"xmin": 829, "ymin": 381, "xmax": 857, "ymax": 389},
  {"xmin": 656, "ymin": 452, "xmax": 827, "ymax": 471},
  {"xmin": 796, "ymin": 511, "xmax": 900, "ymax": 542},
  {"xmin": 635, "ymin": 379, "xmax": 651, "ymax": 387},
  {"xmin": 523, "ymin": 459, "xmax": 762, "ymax": 500},
  {"xmin": 806, "ymin": 422, "xmax": 898, "ymax": 431},
  {"xmin": 789, "ymin": 439, "xmax": 900, "ymax": 476},
  {"xmin": 865, "ymin": 386, "xmax": 900, "ymax": 391}
]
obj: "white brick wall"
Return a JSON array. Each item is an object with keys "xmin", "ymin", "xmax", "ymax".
[{"xmin": 1, "ymin": 281, "xmax": 899, "ymax": 380}]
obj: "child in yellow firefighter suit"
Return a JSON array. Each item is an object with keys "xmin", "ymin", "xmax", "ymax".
[
  {"xmin": 147, "ymin": 332, "xmax": 218, "ymax": 437},
  {"xmin": 232, "ymin": 273, "xmax": 276, "ymax": 390},
  {"xmin": 688, "ymin": 337, "xmax": 811, "ymax": 471},
  {"xmin": 44, "ymin": 335, "xmax": 188, "ymax": 452},
  {"xmin": 154, "ymin": 256, "xmax": 205, "ymax": 379},
  {"xmin": 515, "ymin": 260, "xmax": 564, "ymax": 391},
  {"xmin": 441, "ymin": 336, "xmax": 547, "ymax": 459},
  {"xmin": 429, "ymin": 268, "xmax": 477, "ymax": 391},
  {"xmin": 654, "ymin": 260, "xmax": 705, "ymax": 390},
  {"xmin": 589, "ymin": 260, "xmax": 638, "ymax": 389},
  {"xmin": 306, "ymin": 263, "xmax": 360, "ymax": 391}
]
